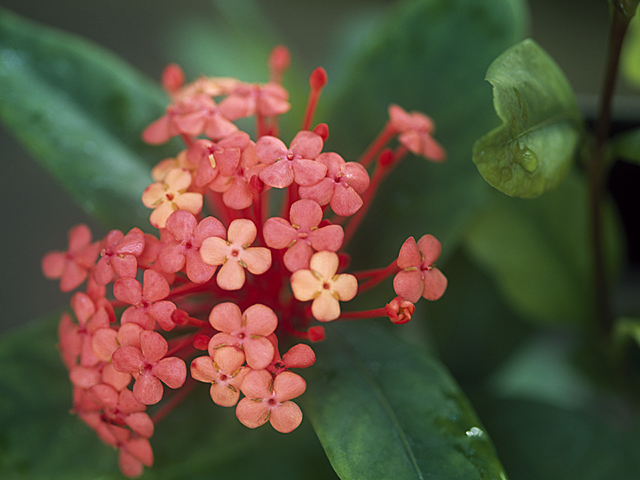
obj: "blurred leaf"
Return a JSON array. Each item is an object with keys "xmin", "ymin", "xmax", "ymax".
[
  {"xmin": 610, "ymin": 127, "xmax": 640, "ymax": 163},
  {"xmin": 488, "ymin": 334, "xmax": 596, "ymax": 410},
  {"xmin": 472, "ymin": 39, "xmax": 584, "ymax": 198},
  {"xmin": 321, "ymin": 0, "xmax": 528, "ymax": 266},
  {"xmin": 477, "ymin": 398, "xmax": 640, "ymax": 480},
  {"xmin": 463, "ymin": 173, "xmax": 622, "ymax": 325},
  {"xmin": 614, "ymin": 316, "xmax": 640, "ymax": 348},
  {"xmin": 0, "ymin": 315, "xmax": 338, "ymax": 479},
  {"xmin": 427, "ymin": 250, "xmax": 531, "ymax": 388},
  {"xmin": 0, "ymin": 8, "xmax": 176, "ymax": 231},
  {"xmin": 621, "ymin": 8, "xmax": 640, "ymax": 89},
  {"xmin": 302, "ymin": 322, "xmax": 507, "ymax": 480}
]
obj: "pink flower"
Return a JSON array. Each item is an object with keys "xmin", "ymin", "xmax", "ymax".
[
  {"xmin": 118, "ymin": 436, "xmax": 154, "ymax": 478},
  {"xmin": 94, "ymin": 228, "xmax": 145, "ymax": 285},
  {"xmin": 256, "ymin": 131, "xmax": 326, "ymax": 188},
  {"xmin": 199, "ymin": 219, "xmax": 271, "ymax": 290},
  {"xmin": 141, "ymin": 168, "xmax": 203, "ymax": 229},
  {"xmin": 190, "ymin": 346, "xmax": 248, "ymax": 406},
  {"xmin": 189, "ymin": 132, "xmax": 251, "ymax": 188},
  {"xmin": 207, "ymin": 141, "xmax": 264, "ymax": 210},
  {"xmin": 68, "ymin": 292, "xmax": 110, "ymax": 367},
  {"xmin": 112, "ymin": 330, "xmax": 187, "ymax": 405},
  {"xmin": 42, "ymin": 224, "xmax": 100, "ymax": 292},
  {"xmin": 236, "ymin": 370, "xmax": 306, "ymax": 433},
  {"xmin": 114, "ymin": 270, "xmax": 177, "ymax": 331},
  {"xmin": 218, "ymin": 82, "xmax": 290, "ymax": 120},
  {"xmin": 388, "ymin": 104, "xmax": 446, "ymax": 161},
  {"xmin": 290, "ymin": 251, "xmax": 358, "ymax": 321},
  {"xmin": 158, "ymin": 210, "xmax": 226, "ymax": 283},
  {"xmin": 263, "ymin": 199, "xmax": 344, "ymax": 272},
  {"xmin": 143, "ymin": 93, "xmax": 237, "ymax": 144},
  {"xmin": 207, "ymin": 302, "xmax": 277, "ymax": 370},
  {"xmin": 298, "ymin": 152, "xmax": 370, "ymax": 216},
  {"xmin": 393, "ymin": 235, "xmax": 447, "ymax": 302}
]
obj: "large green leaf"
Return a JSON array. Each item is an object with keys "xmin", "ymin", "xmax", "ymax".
[
  {"xmin": 320, "ymin": 0, "xmax": 527, "ymax": 266},
  {"xmin": 0, "ymin": 8, "xmax": 176, "ymax": 231},
  {"xmin": 472, "ymin": 39, "xmax": 584, "ymax": 198},
  {"xmin": 302, "ymin": 321, "xmax": 507, "ymax": 480},
  {"xmin": 463, "ymin": 173, "xmax": 622, "ymax": 325},
  {"xmin": 0, "ymin": 315, "xmax": 338, "ymax": 479}
]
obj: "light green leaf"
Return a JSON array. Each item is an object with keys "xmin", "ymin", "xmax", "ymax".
[
  {"xmin": 621, "ymin": 6, "xmax": 640, "ymax": 89},
  {"xmin": 0, "ymin": 315, "xmax": 338, "ymax": 479},
  {"xmin": 302, "ymin": 322, "xmax": 507, "ymax": 480},
  {"xmin": 0, "ymin": 8, "xmax": 176, "ymax": 231},
  {"xmin": 463, "ymin": 173, "xmax": 622, "ymax": 325},
  {"xmin": 473, "ymin": 38, "xmax": 584, "ymax": 198}
]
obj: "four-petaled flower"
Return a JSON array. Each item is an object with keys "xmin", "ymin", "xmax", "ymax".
[
  {"xmin": 114, "ymin": 270, "xmax": 177, "ymax": 331},
  {"xmin": 94, "ymin": 228, "xmax": 145, "ymax": 285},
  {"xmin": 236, "ymin": 369, "xmax": 306, "ymax": 433},
  {"xmin": 207, "ymin": 302, "xmax": 278, "ymax": 370},
  {"xmin": 298, "ymin": 152, "xmax": 370, "ymax": 216},
  {"xmin": 112, "ymin": 330, "xmax": 187, "ymax": 405},
  {"xmin": 42, "ymin": 224, "xmax": 100, "ymax": 292},
  {"xmin": 190, "ymin": 346, "xmax": 249, "ymax": 407},
  {"xmin": 388, "ymin": 104, "xmax": 446, "ymax": 162},
  {"xmin": 393, "ymin": 235, "xmax": 447, "ymax": 302},
  {"xmin": 256, "ymin": 130, "xmax": 326, "ymax": 188},
  {"xmin": 199, "ymin": 219, "xmax": 272, "ymax": 290},
  {"xmin": 290, "ymin": 251, "xmax": 357, "ymax": 321},
  {"xmin": 142, "ymin": 168, "xmax": 203, "ymax": 229},
  {"xmin": 263, "ymin": 199, "xmax": 344, "ymax": 272},
  {"xmin": 158, "ymin": 210, "xmax": 226, "ymax": 283}
]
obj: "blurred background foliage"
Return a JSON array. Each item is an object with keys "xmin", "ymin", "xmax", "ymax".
[{"xmin": 2, "ymin": 0, "xmax": 640, "ymax": 478}]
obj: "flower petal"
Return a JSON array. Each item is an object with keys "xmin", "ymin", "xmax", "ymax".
[{"xmin": 269, "ymin": 401, "xmax": 303, "ymax": 433}]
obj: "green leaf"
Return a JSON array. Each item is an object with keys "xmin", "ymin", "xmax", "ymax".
[
  {"xmin": 320, "ymin": 0, "xmax": 527, "ymax": 266},
  {"xmin": 477, "ymin": 398, "xmax": 640, "ymax": 480},
  {"xmin": 0, "ymin": 315, "xmax": 338, "ymax": 479},
  {"xmin": 621, "ymin": 13, "xmax": 640, "ymax": 89},
  {"xmin": 0, "ymin": 8, "xmax": 176, "ymax": 231},
  {"xmin": 472, "ymin": 38, "xmax": 584, "ymax": 198},
  {"xmin": 302, "ymin": 322, "xmax": 507, "ymax": 480},
  {"xmin": 610, "ymin": 127, "xmax": 640, "ymax": 163},
  {"xmin": 463, "ymin": 173, "xmax": 622, "ymax": 325},
  {"xmin": 614, "ymin": 316, "xmax": 640, "ymax": 348}
]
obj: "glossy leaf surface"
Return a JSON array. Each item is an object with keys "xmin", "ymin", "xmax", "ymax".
[
  {"xmin": 473, "ymin": 39, "xmax": 583, "ymax": 198},
  {"xmin": 302, "ymin": 322, "xmax": 507, "ymax": 480}
]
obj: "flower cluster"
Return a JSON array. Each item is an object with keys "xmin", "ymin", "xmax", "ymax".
[{"xmin": 42, "ymin": 46, "xmax": 447, "ymax": 477}]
